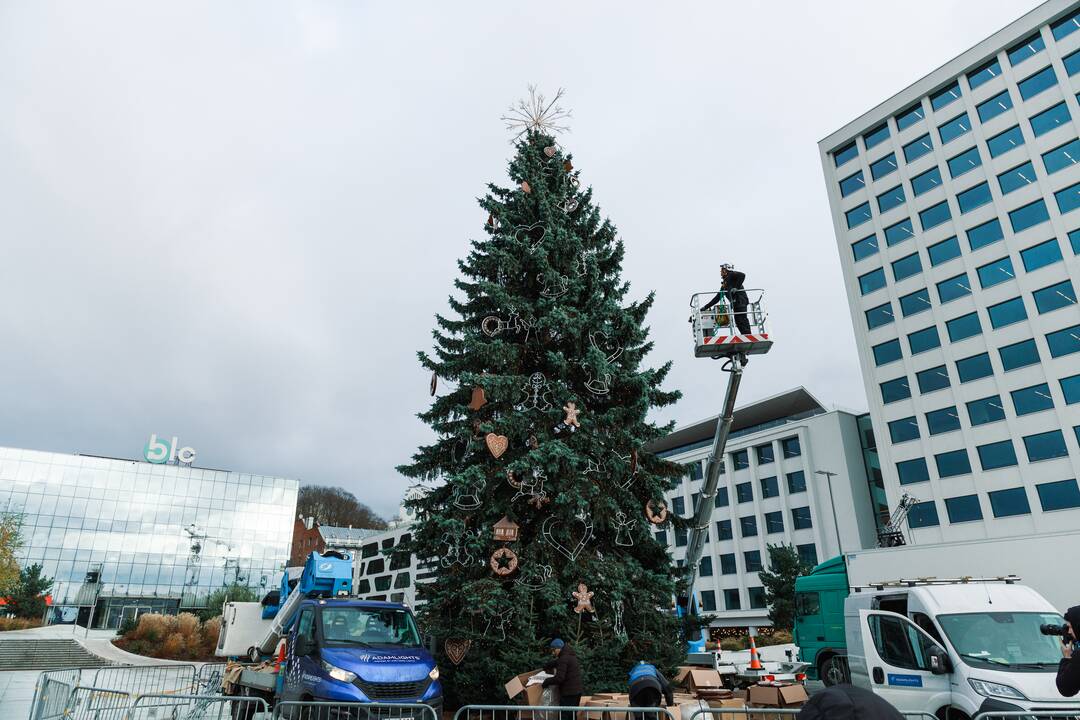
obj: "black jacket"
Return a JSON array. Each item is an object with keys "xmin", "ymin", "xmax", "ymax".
[
  {"xmin": 629, "ymin": 669, "xmax": 674, "ymax": 706},
  {"xmin": 797, "ymin": 684, "xmax": 904, "ymax": 720},
  {"xmin": 1057, "ymin": 606, "xmax": 1080, "ymax": 697},
  {"xmin": 701, "ymin": 270, "xmax": 748, "ymax": 312},
  {"xmin": 543, "ymin": 646, "xmax": 584, "ymax": 695}
]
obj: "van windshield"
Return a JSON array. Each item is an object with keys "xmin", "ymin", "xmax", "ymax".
[
  {"xmin": 320, "ymin": 607, "xmax": 422, "ymax": 648},
  {"xmin": 937, "ymin": 612, "xmax": 1064, "ymax": 671}
]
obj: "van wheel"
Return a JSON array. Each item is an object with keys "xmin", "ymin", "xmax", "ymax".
[
  {"xmin": 820, "ymin": 655, "xmax": 850, "ymax": 686},
  {"xmin": 940, "ymin": 708, "xmax": 970, "ymax": 720}
]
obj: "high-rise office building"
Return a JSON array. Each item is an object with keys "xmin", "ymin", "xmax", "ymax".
[{"xmin": 820, "ymin": 0, "xmax": 1080, "ymax": 543}]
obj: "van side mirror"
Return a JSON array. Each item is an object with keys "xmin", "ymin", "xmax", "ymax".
[{"xmin": 927, "ymin": 646, "xmax": 949, "ymax": 675}]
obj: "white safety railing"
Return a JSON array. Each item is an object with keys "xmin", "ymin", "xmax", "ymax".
[
  {"xmin": 273, "ymin": 700, "xmax": 440, "ymax": 720},
  {"xmin": 689, "ymin": 290, "xmax": 770, "ymax": 357}
]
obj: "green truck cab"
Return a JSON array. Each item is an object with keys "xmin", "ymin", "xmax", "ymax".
[{"xmin": 793, "ymin": 555, "xmax": 850, "ymax": 686}]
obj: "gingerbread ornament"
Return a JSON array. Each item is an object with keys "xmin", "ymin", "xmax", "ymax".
[
  {"xmin": 521, "ymin": 180, "xmax": 532, "ymax": 194},
  {"xmin": 572, "ymin": 582, "xmax": 594, "ymax": 614},
  {"xmin": 490, "ymin": 547, "xmax": 519, "ymax": 576},
  {"xmin": 486, "ymin": 433, "xmax": 509, "ymax": 459},
  {"xmin": 468, "ymin": 386, "xmax": 488, "ymax": 411},
  {"xmin": 554, "ymin": 402, "xmax": 580, "ymax": 435},
  {"xmin": 445, "ymin": 637, "xmax": 471, "ymax": 665},
  {"xmin": 544, "ymin": 145, "xmax": 557, "ymax": 158},
  {"xmin": 645, "ymin": 499, "xmax": 668, "ymax": 525}
]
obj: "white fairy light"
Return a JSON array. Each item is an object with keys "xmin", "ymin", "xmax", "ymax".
[{"xmin": 501, "ymin": 86, "xmax": 572, "ymax": 141}]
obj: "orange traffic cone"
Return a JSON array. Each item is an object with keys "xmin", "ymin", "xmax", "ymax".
[{"xmin": 748, "ymin": 635, "xmax": 763, "ymax": 670}]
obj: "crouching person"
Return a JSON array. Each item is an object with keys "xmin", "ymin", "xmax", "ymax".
[{"xmin": 628, "ymin": 661, "xmax": 673, "ymax": 720}]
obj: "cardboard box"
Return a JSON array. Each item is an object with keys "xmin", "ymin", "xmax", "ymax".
[
  {"xmin": 747, "ymin": 684, "xmax": 808, "ymax": 708},
  {"xmin": 673, "ymin": 667, "xmax": 696, "ymax": 687},
  {"xmin": 583, "ymin": 699, "xmax": 627, "ymax": 720},
  {"xmin": 505, "ymin": 669, "xmax": 551, "ymax": 706},
  {"xmin": 686, "ymin": 670, "xmax": 726, "ymax": 697},
  {"xmin": 705, "ymin": 698, "xmax": 746, "ymax": 720}
]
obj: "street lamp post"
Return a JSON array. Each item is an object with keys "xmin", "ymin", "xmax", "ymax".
[{"xmin": 814, "ymin": 470, "xmax": 843, "ymax": 556}]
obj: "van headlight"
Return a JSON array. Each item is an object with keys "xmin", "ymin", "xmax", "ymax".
[
  {"xmin": 321, "ymin": 659, "xmax": 357, "ymax": 683},
  {"xmin": 968, "ymin": 678, "xmax": 1027, "ymax": 700},
  {"xmin": 429, "ymin": 666, "xmax": 440, "ymax": 681}
]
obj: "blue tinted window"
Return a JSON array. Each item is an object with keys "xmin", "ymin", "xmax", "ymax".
[
  {"xmin": 967, "ymin": 395, "xmax": 1006, "ymax": 425},
  {"xmin": 787, "ymin": 471, "xmax": 806, "ymax": 493},
  {"xmin": 672, "ymin": 496, "xmax": 685, "ymax": 515},
  {"xmin": 870, "ymin": 153, "xmax": 898, "ymax": 180},
  {"xmin": 1065, "ymin": 48, "xmax": 1080, "ymax": 77},
  {"xmin": 1000, "ymin": 338, "xmax": 1040, "ymax": 370},
  {"xmin": 852, "ymin": 234, "xmax": 879, "ymax": 261},
  {"xmin": 846, "ymin": 202, "xmax": 872, "ymax": 229},
  {"xmin": 1052, "ymin": 8, "xmax": 1080, "ymax": 39},
  {"xmin": 945, "ymin": 494, "xmax": 983, "ymax": 523},
  {"xmin": 976, "ymin": 256, "xmax": 1015, "ymax": 288},
  {"xmin": 1011, "ymin": 383, "xmax": 1055, "ymax": 415},
  {"xmin": 1061, "ymin": 374, "xmax": 1080, "ymax": 404},
  {"xmin": 1008, "ymin": 34, "xmax": 1045, "ymax": 66},
  {"xmin": 938, "ymin": 114, "xmax": 971, "ymax": 144},
  {"xmin": 935, "ymin": 449, "xmax": 971, "ymax": 477},
  {"xmin": 972, "ymin": 216, "xmax": 1002, "ymax": 250},
  {"xmin": 978, "ymin": 440, "xmax": 1019, "ymax": 470},
  {"xmin": 919, "ymin": 201, "xmax": 952, "ymax": 230},
  {"xmin": 888, "ymin": 416, "xmax": 920, "ymax": 443},
  {"xmin": 946, "ymin": 312, "xmax": 981, "ymax": 341},
  {"xmin": 1023, "ymin": 429, "xmax": 1068, "ymax": 461},
  {"xmin": 903, "ymin": 134, "xmax": 934, "ymax": 163},
  {"xmin": 896, "ymin": 104, "xmax": 925, "ymax": 130},
  {"xmin": 911, "ymin": 166, "xmax": 943, "ymax": 196},
  {"xmin": 885, "ymin": 218, "xmax": 915, "ymax": 246},
  {"xmin": 987, "ymin": 126, "xmax": 1025, "ymax": 157},
  {"xmin": 892, "ymin": 252, "xmax": 922, "ymax": 281},
  {"xmin": 1037, "ymin": 478, "xmax": 1080, "ymax": 511},
  {"xmin": 859, "ymin": 267, "xmax": 887, "ymax": 295},
  {"xmin": 720, "ymin": 553, "xmax": 737, "ymax": 574},
  {"xmin": 988, "ymin": 296, "xmax": 1028, "ymax": 328},
  {"xmin": 756, "ymin": 443, "xmax": 774, "ymax": 465},
  {"xmin": 928, "ymin": 236, "xmax": 962, "ymax": 265},
  {"xmin": 1054, "ymin": 181, "xmax": 1080, "ymax": 215},
  {"xmin": 900, "ymin": 288, "xmax": 932, "ymax": 317},
  {"xmin": 897, "ymin": 458, "xmax": 930, "ymax": 485},
  {"xmin": 759, "ymin": 475, "xmax": 779, "ymax": 498},
  {"xmin": 732, "ymin": 449, "xmax": 749, "ymax": 470},
  {"xmin": 957, "ymin": 352, "xmax": 993, "ymax": 382},
  {"xmin": 908, "ymin": 501, "xmax": 940, "ymax": 528},
  {"xmin": 740, "ymin": 515, "xmax": 758, "ymax": 537},
  {"xmin": 744, "ymin": 551, "xmax": 763, "ymax": 573},
  {"xmin": 877, "ymin": 185, "xmax": 906, "ymax": 213},
  {"xmin": 736, "ymin": 482, "xmax": 753, "ymax": 503},
  {"xmin": 977, "ymin": 91, "xmax": 1013, "ymax": 123},
  {"xmin": 791, "ymin": 506, "xmax": 813, "ymax": 530},
  {"xmin": 1043, "ymin": 138, "xmax": 1080, "ymax": 175},
  {"xmin": 881, "ymin": 376, "xmax": 911, "ymax": 403},
  {"xmin": 947, "ymin": 146, "xmax": 982, "ymax": 178},
  {"xmin": 873, "ymin": 338, "xmax": 903, "ymax": 366},
  {"xmin": 1030, "ymin": 102, "xmax": 1071, "ymax": 137},
  {"xmin": 1033, "ymin": 279, "xmax": 1077, "ymax": 314},
  {"xmin": 834, "ymin": 142, "xmax": 857, "ymax": 167},
  {"xmin": 908, "ymin": 326, "xmax": 941, "ymax": 354},
  {"xmin": 998, "ymin": 161, "xmax": 1037, "ymax": 194},
  {"xmin": 926, "ymin": 406, "xmax": 961, "ymax": 435},
  {"xmin": 864, "ymin": 123, "xmax": 890, "ymax": 150},
  {"xmin": 840, "ymin": 170, "xmax": 866, "ymax": 197},
  {"xmin": 917, "ymin": 364, "xmax": 951, "ymax": 394},
  {"xmin": 957, "ymin": 182, "xmax": 992, "ymax": 213},
  {"xmin": 866, "ymin": 302, "xmax": 895, "ymax": 329},
  {"xmin": 930, "ymin": 82, "xmax": 961, "ymax": 111},
  {"xmin": 1010, "ymin": 199, "xmax": 1050, "ymax": 232},
  {"xmin": 715, "ymin": 488, "xmax": 729, "ymax": 508},
  {"xmin": 967, "ymin": 58, "xmax": 1002, "ymax": 89},
  {"xmin": 1021, "ymin": 238, "xmax": 1063, "ymax": 271},
  {"xmin": 715, "ymin": 518, "xmax": 731, "ymax": 537},
  {"xmin": 1018, "ymin": 66, "xmax": 1057, "ymax": 100},
  {"xmin": 936, "ymin": 273, "xmax": 972, "ymax": 303},
  {"xmin": 1071, "ymin": 228, "xmax": 1080, "ymax": 254}
]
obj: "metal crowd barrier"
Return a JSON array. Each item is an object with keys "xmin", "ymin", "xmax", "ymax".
[
  {"xmin": 454, "ymin": 705, "xmax": 678, "ymax": 720},
  {"xmin": 973, "ymin": 711, "xmax": 1080, "ymax": 720},
  {"xmin": 196, "ymin": 663, "xmax": 230, "ymax": 694},
  {"xmin": 62, "ymin": 686, "xmax": 132, "ymax": 720},
  {"xmin": 686, "ymin": 707, "xmax": 939, "ymax": 720},
  {"xmin": 274, "ymin": 701, "xmax": 440, "ymax": 720},
  {"xmin": 91, "ymin": 663, "xmax": 200, "ymax": 695},
  {"xmin": 126, "ymin": 692, "xmax": 270, "ymax": 720},
  {"xmin": 30, "ymin": 669, "xmax": 83, "ymax": 720}
]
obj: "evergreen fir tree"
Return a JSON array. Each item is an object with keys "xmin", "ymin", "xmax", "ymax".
[{"xmin": 398, "ymin": 93, "xmax": 686, "ymax": 703}]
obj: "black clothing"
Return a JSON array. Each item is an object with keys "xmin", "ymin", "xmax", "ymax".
[
  {"xmin": 543, "ymin": 646, "xmax": 584, "ymax": 695},
  {"xmin": 629, "ymin": 671, "xmax": 674, "ymax": 707},
  {"xmin": 1057, "ymin": 606, "xmax": 1080, "ymax": 697},
  {"xmin": 701, "ymin": 270, "xmax": 750, "ymax": 334},
  {"xmin": 559, "ymin": 693, "xmax": 581, "ymax": 720},
  {"xmin": 797, "ymin": 684, "xmax": 904, "ymax": 720}
]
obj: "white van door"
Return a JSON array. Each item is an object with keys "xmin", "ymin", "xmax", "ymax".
[{"xmin": 856, "ymin": 609, "xmax": 952, "ymax": 713}]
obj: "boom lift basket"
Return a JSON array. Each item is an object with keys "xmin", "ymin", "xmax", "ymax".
[{"xmin": 690, "ymin": 290, "xmax": 773, "ymax": 358}]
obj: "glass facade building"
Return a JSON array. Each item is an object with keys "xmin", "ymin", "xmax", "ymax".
[
  {"xmin": 820, "ymin": 0, "xmax": 1080, "ymax": 544},
  {"xmin": 0, "ymin": 446, "xmax": 298, "ymax": 628}
]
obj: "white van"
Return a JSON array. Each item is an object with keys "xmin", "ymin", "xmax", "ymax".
[{"xmin": 844, "ymin": 578, "xmax": 1080, "ymax": 718}]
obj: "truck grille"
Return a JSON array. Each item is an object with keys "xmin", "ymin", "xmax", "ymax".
[{"xmin": 354, "ymin": 678, "xmax": 429, "ymax": 701}]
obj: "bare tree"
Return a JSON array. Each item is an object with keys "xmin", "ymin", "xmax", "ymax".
[{"xmin": 297, "ymin": 485, "xmax": 387, "ymax": 529}]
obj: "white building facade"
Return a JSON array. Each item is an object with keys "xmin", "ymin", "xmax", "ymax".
[
  {"xmin": 649, "ymin": 388, "xmax": 883, "ymax": 630},
  {"xmin": 820, "ymin": 0, "xmax": 1080, "ymax": 544},
  {"xmin": 345, "ymin": 490, "xmax": 429, "ymax": 607}
]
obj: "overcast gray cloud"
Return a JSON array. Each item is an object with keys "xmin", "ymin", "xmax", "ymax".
[{"xmin": 0, "ymin": 0, "xmax": 1041, "ymax": 518}]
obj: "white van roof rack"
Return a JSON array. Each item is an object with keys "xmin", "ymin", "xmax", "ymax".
[{"xmin": 853, "ymin": 575, "xmax": 1021, "ymax": 591}]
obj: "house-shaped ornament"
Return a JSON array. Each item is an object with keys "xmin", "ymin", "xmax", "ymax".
[{"xmin": 493, "ymin": 516, "xmax": 520, "ymax": 542}]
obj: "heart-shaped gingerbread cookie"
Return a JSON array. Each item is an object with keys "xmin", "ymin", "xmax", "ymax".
[{"xmin": 485, "ymin": 433, "xmax": 508, "ymax": 458}]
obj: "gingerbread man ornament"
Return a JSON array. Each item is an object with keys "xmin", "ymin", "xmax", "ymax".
[{"xmin": 572, "ymin": 582, "xmax": 594, "ymax": 614}]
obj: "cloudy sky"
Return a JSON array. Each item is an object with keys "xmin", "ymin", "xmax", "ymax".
[{"xmin": 0, "ymin": 0, "xmax": 1042, "ymax": 519}]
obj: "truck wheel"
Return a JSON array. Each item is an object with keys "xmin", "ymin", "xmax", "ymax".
[{"xmin": 820, "ymin": 655, "xmax": 850, "ymax": 687}]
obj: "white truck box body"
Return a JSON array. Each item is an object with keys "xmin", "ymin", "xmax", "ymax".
[
  {"xmin": 216, "ymin": 601, "xmax": 273, "ymax": 658},
  {"xmin": 844, "ymin": 529, "xmax": 1080, "ymax": 611}
]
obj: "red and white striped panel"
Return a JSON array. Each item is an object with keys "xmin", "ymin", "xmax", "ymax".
[{"xmin": 702, "ymin": 333, "xmax": 770, "ymax": 345}]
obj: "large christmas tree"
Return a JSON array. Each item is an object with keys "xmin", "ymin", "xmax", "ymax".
[{"xmin": 398, "ymin": 90, "xmax": 687, "ymax": 704}]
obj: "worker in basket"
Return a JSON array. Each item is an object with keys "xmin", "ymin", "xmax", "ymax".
[
  {"xmin": 627, "ymin": 661, "xmax": 674, "ymax": 720},
  {"xmin": 700, "ymin": 264, "xmax": 750, "ymax": 335}
]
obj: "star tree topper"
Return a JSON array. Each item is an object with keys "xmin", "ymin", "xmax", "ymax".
[{"xmin": 501, "ymin": 85, "xmax": 572, "ymax": 141}]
